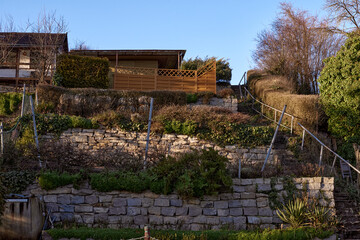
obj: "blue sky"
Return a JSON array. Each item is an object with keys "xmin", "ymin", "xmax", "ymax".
[{"xmin": 0, "ymin": 0, "xmax": 326, "ymax": 84}]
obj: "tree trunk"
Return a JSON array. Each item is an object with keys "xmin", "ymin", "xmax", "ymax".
[{"xmin": 354, "ymin": 144, "xmax": 360, "ymax": 188}]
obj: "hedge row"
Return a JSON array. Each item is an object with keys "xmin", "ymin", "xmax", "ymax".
[
  {"xmin": 247, "ymin": 71, "xmax": 325, "ymax": 132},
  {"xmin": 54, "ymin": 54, "xmax": 109, "ymax": 89},
  {"xmin": 36, "ymin": 85, "xmax": 187, "ymax": 116}
]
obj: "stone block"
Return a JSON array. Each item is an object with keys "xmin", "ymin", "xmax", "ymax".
[
  {"xmin": 217, "ymin": 209, "xmax": 229, "ymax": 216},
  {"xmin": 71, "ymin": 195, "xmax": 85, "ymax": 204},
  {"xmin": 233, "ymin": 186, "xmax": 245, "ymax": 193},
  {"xmin": 60, "ymin": 213, "xmax": 74, "ymax": 221},
  {"xmin": 127, "ymin": 198, "xmax": 142, "ymax": 207},
  {"xmin": 164, "ymin": 217, "xmax": 177, "ymax": 225},
  {"xmin": 188, "ymin": 206, "xmax": 202, "ymax": 216},
  {"xmin": 48, "ymin": 187, "xmax": 72, "ymax": 194},
  {"xmin": 161, "ymin": 207, "xmax": 176, "ymax": 216},
  {"xmin": 244, "ymin": 185, "xmax": 256, "ymax": 192},
  {"xmin": 220, "ymin": 217, "xmax": 233, "ymax": 224},
  {"xmin": 154, "ymin": 198, "xmax": 169, "ymax": 207},
  {"xmin": 176, "ymin": 207, "xmax": 188, "ymax": 216},
  {"xmin": 44, "ymin": 195, "xmax": 57, "ymax": 203},
  {"xmin": 200, "ymin": 201, "xmax": 213, "ymax": 208},
  {"xmin": 260, "ymin": 217, "xmax": 273, "ymax": 224},
  {"xmin": 248, "ymin": 216, "xmax": 261, "ymax": 224},
  {"xmin": 149, "ymin": 215, "xmax": 163, "ymax": 225},
  {"xmin": 230, "ymin": 208, "xmax": 243, "ymax": 216},
  {"xmin": 113, "ymin": 198, "xmax": 127, "ymax": 207},
  {"xmin": 229, "ymin": 200, "xmax": 242, "ymax": 208},
  {"xmin": 142, "ymin": 198, "xmax": 154, "ymax": 207},
  {"xmin": 258, "ymin": 207, "xmax": 273, "ymax": 216},
  {"xmin": 148, "ymin": 207, "xmax": 161, "ymax": 215},
  {"xmin": 241, "ymin": 192, "xmax": 255, "ymax": 199},
  {"xmin": 214, "ymin": 201, "xmax": 228, "ymax": 209},
  {"xmin": 170, "ymin": 199, "xmax": 182, "ymax": 207},
  {"xmin": 99, "ymin": 195, "xmax": 112, "ymax": 203},
  {"xmin": 243, "ymin": 207, "xmax": 258, "ymax": 216},
  {"xmin": 108, "ymin": 216, "xmax": 121, "ymax": 224},
  {"xmin": 220, "ymin": 193, "xmax": 234, "ymax": 200},
  {"xmin": 257, "ymin": 198, "xmax": 269, "ymax": 208},
  {"xmin": 258, "ymin": 184, "xmax": 271, "ymax": 192},
  {"xmin": 193, "ymin": 215, "xmax": 207, "ymax": 224},
  {"xmin": 203, "ymin": 208, "xmax": 217, "ymax": 216},
  {"xmin": 134, "ymin": 215, "xmax": 148, "ymax": 225},
  {"xmin": 191, "ymin": 224, "xmax": 203, "ymax": 231},
  {"xmin": 59, "ymin": 204, "xmax": 74, "ymax": 213},
  {"xmin": 82, "ymin": 214, "xmax": 94, "ymax": 224},
  {"xmin": 234, "ymin": 216, "xmax": 246, "ymax": 224},
  {"xmin": 75, "ymin": 205, "xmax": 93, "ymax": 213},
  {"xmin": 205, "ymin": 217, "xmax": 219, "ymax": 225},
  {"xmin": 121, "ymin": 216, "xmax": 134, "ymax": 224},
  {"xmin": 240, "ymin": 179, "xmax": 253, "ymax": 185},
  {"xmin": 85, "ymin": 195, "xmax": 99, "ymax": 204},
  {"xmin": 94, "ymin": 207, "xmax": 109, "ymax": 214},
  {"xmin": 94, "ymin": 213, "xmax": 108, "ymax": 223},
  {"xmin": 127, "ymin": 207, "xmax": 140, "ymax": 216},
  {"xmin": 57, "ymin": 196, "xmax": 71, "ymax": 206},
  {"xmin": 241, "ymin": 199, "xmax": 256, "ymax": 207},
  {"xmin": 109, "ymin": 207, "xmax": 126, "ymax": 215},
  {"xmin": 46, "ymin": 203, "xmax": 59, "ymax": 212}
]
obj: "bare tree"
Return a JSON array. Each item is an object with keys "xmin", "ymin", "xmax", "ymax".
[
  {"xmin": 72, "ymin": 40, "xmax": 90, "ymax": 50},
  {"xmin": 0, "ymin": 16, "xmax": 18, "ymax": 65},
  {"xmin": 325, "ymin": 0, "xmax": 360, "ymax": 33},
  {"xmin": 26, "ymin": 10, "xmax": 68, "ymax": 84},
  {"xmin": 253, "ymin": 2, "xmax": 343, "ymax": 94}
]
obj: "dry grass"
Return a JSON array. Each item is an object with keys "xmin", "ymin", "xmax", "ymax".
[{"xmin": 247, "ymin": 71, "xmax": 325, "ymax": 132}]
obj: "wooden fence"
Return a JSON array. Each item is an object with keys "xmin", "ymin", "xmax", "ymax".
[{"xmin": 113, "ymin": 61, "xmax": 216, "ymax": 93}]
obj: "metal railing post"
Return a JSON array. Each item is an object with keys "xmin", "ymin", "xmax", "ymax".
[
  {"xmin": 144, "ymin": 98, "xmax": 154, "ymax": 168},
  {"xmin": 20, "ymin": 84, "xmax": 26, "ymax": 117},
  {"xmin": 301, "ymin": 129, "xmax": 306, "ymax": 150},
  {"xmin": 0, "ymin": 122, "xmax": 3, "ymax": 155},
  {"xmin": 261, "ymin": 105, "xmax": 287, "ymax": 172},
  {"xmin": 238, "ymin": 158, "xmax": 241, "ymax": 179},
  {"xmin": 331, "ymin": 156, "xmax": 337, "ymax": 173},
  {"xmin": 319, "ymin": 145, "xmax": 324, "ymax": 166},
  {"xmin": 30, "ymin": 96, "xmax": 42, "ymax": 168},
  {"xmin": 291, "ymin": 116, "xmax": 294, "ymax": 134}
]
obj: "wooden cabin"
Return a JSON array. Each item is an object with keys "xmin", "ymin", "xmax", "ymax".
[
  {"xmin": 70, "ymin": 49, "xmax": 216, "ymax": 93},
  {"xmin": 0, "ymin": 32, "xmax": 68, "ymax": 87}
]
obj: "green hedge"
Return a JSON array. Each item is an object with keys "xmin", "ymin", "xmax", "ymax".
[
  {"xmin": 0, "ymin": 93, "xmax": 22, "ymax": 115},
  {"xmin": 54, "ymin": 54, "xmax": 109, "ymax": 88}
]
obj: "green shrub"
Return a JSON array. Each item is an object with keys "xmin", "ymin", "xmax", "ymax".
[
  {"xmin": 318, "ymin": 34, "xmax": 360, "ymax": 144},
  {"xmin": 38, "ymin": 171, "xmax": 82, "ymax": 190},
  {"xmin": 55, "ymin": 54, "xmax": 110, "ymax": 88},
  {"xmin": 20, "ymin": 113, "xmax": 98, "ymax": 137},
  {"xmin": 186, "ymin": 93, "xmax": 198, "ymax": 103},
  {"xmin": 217, "ymin": 88, "xmax": 235, "ymax": 98},
  {"xmin": 90, "ymin": 171, "xmax": 150, "ymax": 193},
  {"xmin": 0, "ymin": 93, "xmax": 22, "ymax": 115},
  {"xmin": 277, "ymin": 198, "xmax": 308, "ymax": 228},
  {"xmin": 0, "ymin": 171, "xmax": 36, "ymax": 193}
]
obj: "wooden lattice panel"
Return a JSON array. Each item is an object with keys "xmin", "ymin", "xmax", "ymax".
[
  {"xmin": 116, "ymin": 66, "xmax": 155, "ymax": 76},
  {"xmin": 157, "ymin": 69, "xmax": 196, "ymax": 78},
  {"xmin": 197, "ymin": 61, "xmax": 216, "ymax": 77}
]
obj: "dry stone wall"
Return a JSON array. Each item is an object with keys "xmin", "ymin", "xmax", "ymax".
[
  {"xmin": 24, "ymin": 177, "xmax": 334, "ymax": 230},
  {"xmin": 42, "ymin": 128, "xmax": 288, "ymax": 174},
  {"xmin": 193, "ymin": 97, "xmax": 238, "ymax": 112}
]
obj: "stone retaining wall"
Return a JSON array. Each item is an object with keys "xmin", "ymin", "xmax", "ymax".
[
  {"xmin": 24, "ymin": 177, "xmax": 334, "ymax": 230},
  {"xmin": 42, "ymin": 128, "xmax": 289, "ymax": 174},
  {"xmin": 193, "ymin": 97, "xmax": 238, "ymax": 112}
]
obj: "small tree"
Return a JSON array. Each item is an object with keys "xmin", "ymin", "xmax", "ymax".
[
  {"xmin": 181, "ymin": 57, "xmax": 232, "ymax": 84},
  {"xmin": 325, "ymin": 0, "xmax": 360, "ymax": 33},
  {"xmin": 0, "ymin": 17, "xmax": 19, "ymax": 65},
  {"xmin": 26, "ymin": 11, "xmax": 68, "ymax": 84}
]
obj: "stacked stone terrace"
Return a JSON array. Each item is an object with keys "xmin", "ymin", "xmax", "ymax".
[{"xmin": 24, "ymin": 177, "xmax": 334, "ymax": 230}]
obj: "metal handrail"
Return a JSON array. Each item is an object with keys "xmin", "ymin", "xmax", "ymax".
[
  {"xmin": 243, "ymin": 87, "xmax": 295, "ymax": 133},
  {"xmin": 297, "ymin": 122, "xmax": 360, "ymax": 175}
]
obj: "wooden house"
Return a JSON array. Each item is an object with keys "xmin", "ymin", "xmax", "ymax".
[
  {"xmin": 0, "ymin": 32, "xmax": 68, "ymax": 87},
  {"xmin": 70, "ymin": 49, "xmax": 216, "ymax": 93}
]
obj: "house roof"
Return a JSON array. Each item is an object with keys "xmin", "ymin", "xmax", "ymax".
[
  {"xmin": 0, "ymin": 32, "xmax": 68, "ymax": 52},
  {"xmin": 69, "ymin": 49, "xmax": 186, "ymax": 69}
]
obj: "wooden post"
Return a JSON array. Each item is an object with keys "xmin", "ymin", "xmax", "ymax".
[
  {"xmin": 353, "ymin": 144, "xmax": 360, "ymax": 188},
  {"xmin": 144, "ymin": 226, "xmax": 150, "ymax": 240}
]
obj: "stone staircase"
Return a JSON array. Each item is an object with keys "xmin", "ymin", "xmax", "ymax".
[{"xmin": 335, "ymin": 185, "xmax": 360, "ymax": 239}]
